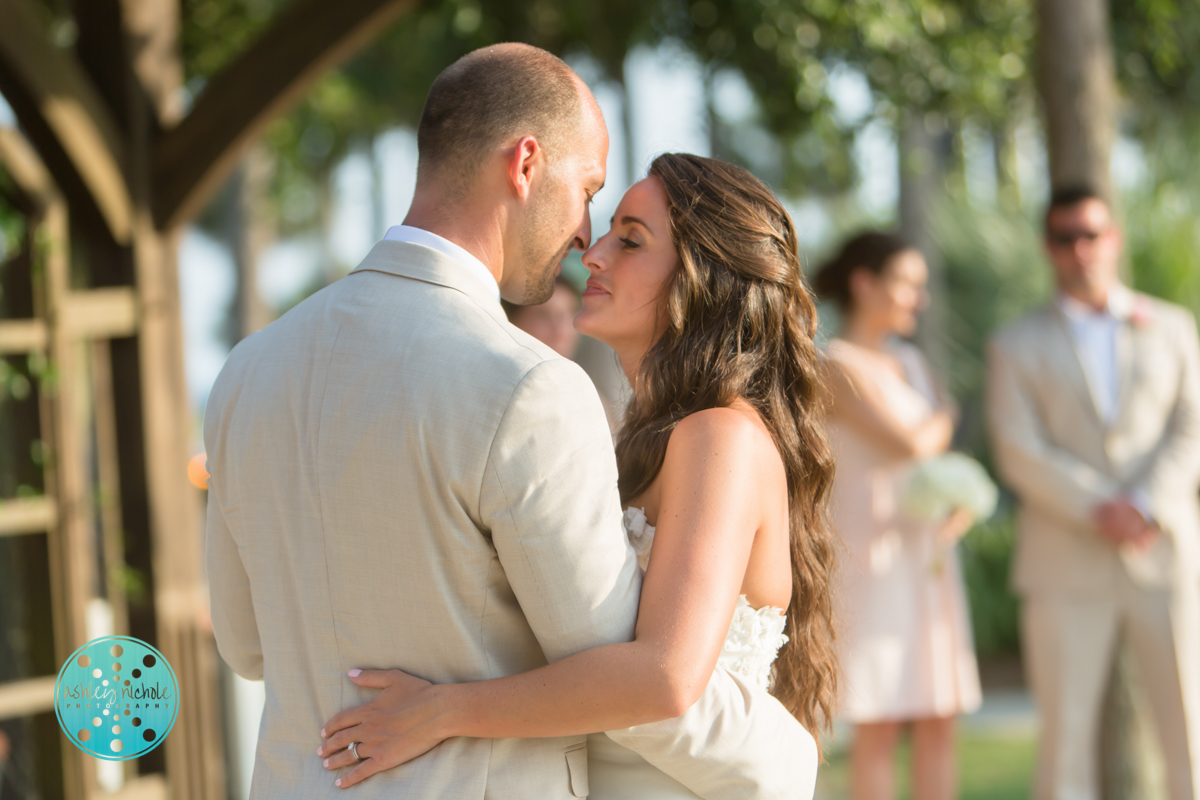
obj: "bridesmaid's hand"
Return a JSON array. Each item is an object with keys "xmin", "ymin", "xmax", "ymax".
[
  {"xmin": 929, "ymin": 508, "xmax": 974, "ymax": 577},
  {"xmin": 938, "ymin": 507, "xmax": 974, "ymax": 545},
  {"xmin": 317, "ymin": 668, "xmax": 445, "ymax": 788}
]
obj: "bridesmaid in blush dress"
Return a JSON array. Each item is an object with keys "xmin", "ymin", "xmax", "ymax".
[{"xmin": 814, "ymin": 232, "xmax": 982, "ymax": 800}]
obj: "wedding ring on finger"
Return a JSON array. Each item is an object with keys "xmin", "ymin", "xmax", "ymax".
[{"xmin": 349, "ymin": 741, "xmax": 363, "ymax": 762}]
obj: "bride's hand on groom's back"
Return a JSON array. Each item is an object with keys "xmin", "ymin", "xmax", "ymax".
[{"xmin": 317, "ymin": 668, "xmax": 445, "ymax": 788}]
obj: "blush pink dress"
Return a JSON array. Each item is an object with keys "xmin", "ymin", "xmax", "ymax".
[{"xmin": 826, "ymin": 338, "xmax": 982, "ymax": 722}]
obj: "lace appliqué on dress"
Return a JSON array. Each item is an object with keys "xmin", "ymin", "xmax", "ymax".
[
  {"xmin": 623, "ymin": 507, "xmax": 655, "ymax": 572},
  {"xmin": 622, "ymin": 507, "xmax": 789, "ymax": 691},
  {"xmin": 720, "ymin": 596, "xmax": 788, "ymax": 691}
]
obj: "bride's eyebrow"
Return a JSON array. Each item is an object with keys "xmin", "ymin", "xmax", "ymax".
[{"xmin": 613, "ymin": 215, "xmax": 653, "ymax": 235}]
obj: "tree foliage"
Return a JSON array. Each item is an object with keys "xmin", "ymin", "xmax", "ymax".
[
  {"xmin": 665, "ymin": 0, "xmax": 1035, "ymax": 193},
  {"xmin": 1111, "ymin": 0, "xmax": 1200, "ymax": 111},
  {"xmin": 173, "ymin": 0, "xmax": 1200, "ymax": 246},
  {"xmin": 178, "ymin": 0, "xmax": 1040, "ymax": 212}
]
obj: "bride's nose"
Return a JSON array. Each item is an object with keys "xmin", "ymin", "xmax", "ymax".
[{"xmin": 582, "ymin": 236, "xmax": 607, "ymax": 274}]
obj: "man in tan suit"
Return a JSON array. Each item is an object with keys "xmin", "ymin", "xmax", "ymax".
[
  {"xmin": 204, "ymin": 44, "xmax": 807, "ymax": 799},
  {"xmin": 988, "ymin": 187, "xmax": 1200, "ymax": 799}
]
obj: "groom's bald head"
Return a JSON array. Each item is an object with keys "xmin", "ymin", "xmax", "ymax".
[{"xmin": 416, "ymin": 43, "xmax": 592, "ymax": 199}]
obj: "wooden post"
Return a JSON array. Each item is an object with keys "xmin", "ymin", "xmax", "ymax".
[
  {"xmin": 0, "ymin": 124, "xmax": 94, "ymax": 800},
  {"xmin": 1036, "ymin": 0, "xmax": 1116, "ymax": 201}
]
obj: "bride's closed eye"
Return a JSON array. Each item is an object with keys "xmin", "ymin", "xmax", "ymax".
[{"xmin": 619, "ymin": 237, "xmax": 641, "ymax": 250}]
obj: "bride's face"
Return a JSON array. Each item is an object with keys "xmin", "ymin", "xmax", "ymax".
[{"xmin": 575, "ymin": 177, "xmax": 679, "ymax": 356}]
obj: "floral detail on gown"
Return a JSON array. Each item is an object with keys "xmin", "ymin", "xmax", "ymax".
[
  {"xmin": 623, "ymin": 507, "xmax": 655, "ymax": 571},
  {"xmin": 722, "ymin": 596, "xmax": 788, "ymax": 691},
  {"xmin": 622, "ymin": 507, "xmax": 788, "ymax": 690}
]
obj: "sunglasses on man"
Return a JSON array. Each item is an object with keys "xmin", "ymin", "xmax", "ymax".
[{"xmin": 1046, "ymin": 227, "xmax": 1110, "ymax": 247}]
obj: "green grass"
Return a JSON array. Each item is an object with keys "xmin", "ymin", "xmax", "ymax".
[{"xmin": 815, "ymin": 732, "xmax": 1036, "ymax": 800}]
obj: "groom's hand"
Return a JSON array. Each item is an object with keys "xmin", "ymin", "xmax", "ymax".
[{"xmin": 317, "ymin": 668, "xmax": 444, "ymax": 788}]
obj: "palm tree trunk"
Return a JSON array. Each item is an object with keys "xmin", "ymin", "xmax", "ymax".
[
  {"xmin": 1035, "ymin": 2, "xmax": 1156, "ymax": 796},
  {"xmin": 991, "ymin": 121, "xmax": 1022, "ymax": 212},
  {"xmin": 621, "ymin": 55, "xmax": 639, "ymax": 188},
  {"xmin": 898, "ymin": 114, "xmax": 950, "ymax": 374},
  {"xmin": 224, "ymin": 145, "xmax": 275, "ymax": 341},
  {"xmin": 1036, "ymin": 0, "xmax": 1116, "ymax": 201}
]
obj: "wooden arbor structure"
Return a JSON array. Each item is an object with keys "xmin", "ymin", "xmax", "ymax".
[{"xmin": 0, "ymin": 1, "xmax": 413, "ymax": 797}]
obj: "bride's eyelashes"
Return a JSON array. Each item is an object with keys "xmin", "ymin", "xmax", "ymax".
[{"xmin": 619, "ymin": 237, "xmax": 641, "ymax": 250}]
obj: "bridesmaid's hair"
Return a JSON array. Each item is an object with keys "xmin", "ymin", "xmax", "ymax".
[
  {"xmin": 811, "ymin": 231, "xmax": 913, "ymax": 311},
  {"xmin": 615, "ymin": 153, "xmax": 838, "ymax": 742}
]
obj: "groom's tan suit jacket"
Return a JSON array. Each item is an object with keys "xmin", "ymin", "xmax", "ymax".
[
  {"xmin": 205, "ymin": 240, "xmax": 811, "ymax": 800},
  {"xmin": 988, "ymin": 296, "xmax": 1200, "ymax": 596}
]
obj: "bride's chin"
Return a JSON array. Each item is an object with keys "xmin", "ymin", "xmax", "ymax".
[{"xmin": 573, "ymin": 310, "xmax": 612, "ymax": 348}]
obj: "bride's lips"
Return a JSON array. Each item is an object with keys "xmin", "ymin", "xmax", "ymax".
[{"xmin": 583, "ymin": 279, "xmax": 609, "ymax": 298}]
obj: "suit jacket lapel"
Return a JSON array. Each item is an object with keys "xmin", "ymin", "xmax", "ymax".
[{"xmin": 1047, "ymin": 305, "xmax": 1106, "ymax": 426}]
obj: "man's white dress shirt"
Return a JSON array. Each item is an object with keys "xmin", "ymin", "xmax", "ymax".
[
  {"xmin": 384, "ymin": 225, "xmax": 500, "ymax": 302},
  {"xmin": 1057, "ymin": 284, "xmax": 1154, "ymax": 517},
  {"xmin": 1057, "ymin": 284, "xmax": 1134, "ymax": 425}
]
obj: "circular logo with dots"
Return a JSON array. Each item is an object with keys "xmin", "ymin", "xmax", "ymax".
[{"xmin": 54, "ymin": 636, "xmax": 178, "ymax": 760}]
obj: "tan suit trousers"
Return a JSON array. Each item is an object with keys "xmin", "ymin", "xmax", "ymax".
[{"xmin": 1022, "ymin": 573, "xmax": 1200, "ymax": 800}]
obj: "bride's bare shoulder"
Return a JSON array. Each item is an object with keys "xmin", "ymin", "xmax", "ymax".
[
  {"xmin": 664, "ymin": 404, "xmax": 779, "ymax": 468},
  {"xmin": 653, "ymin": 405, "xmax": 785, "ymax": 535}
]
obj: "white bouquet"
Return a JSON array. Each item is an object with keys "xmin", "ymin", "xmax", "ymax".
[
  {"xmin": 903, "ymin": 452, "xmax": 998, "ymax": 522},
  {"xmin": 903, "ymin": 452, "xmax": 998, "ymax": 578}
]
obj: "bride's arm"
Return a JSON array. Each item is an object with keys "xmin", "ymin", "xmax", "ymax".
[{"xmin": 318, "ymin": 408, "xmax": 765, "ymax": 786}]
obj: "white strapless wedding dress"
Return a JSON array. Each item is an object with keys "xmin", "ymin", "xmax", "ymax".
[{"xmin": 586, "ymin": 508, "xmax": 794, "ymax": 799}]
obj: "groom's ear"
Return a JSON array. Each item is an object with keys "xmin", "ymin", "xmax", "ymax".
[{"xmin": 508, "ymin": 135, "xmax": 543, "ymax": 201}]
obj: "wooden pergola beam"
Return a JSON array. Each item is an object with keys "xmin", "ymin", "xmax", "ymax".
[
  {"xmin": 0, "ymin": 496, "xmax": 56, "ymax": 537},
  {"xmin": 152, "ymin": 0, "xmax": 416, "ymax": 229},
  {"xmin": 0, "ymin": 676, "xmax": 55, "ymax": 720},
  {"xmin": 0, "ymin": 319, "xmax": 47, "ymax": 354},
  {"xmin": 0, "ymin": 0, "xmax": 133, "ymax": 243},
  {"xmin": 0, "ymin": 125, "xmax": 60, "ymax": 207}
]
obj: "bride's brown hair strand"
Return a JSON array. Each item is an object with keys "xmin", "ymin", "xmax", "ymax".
[{"xmin": 615, "ymin": 153, "xmax": 838, "ymax": 741}]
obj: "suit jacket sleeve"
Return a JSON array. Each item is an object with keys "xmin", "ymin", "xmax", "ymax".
[
  {"xmin": 204, "ymin": 475, "xmax": 264, "ymax": 680},
  {"xmin": 479, "ymin": 358, "xmax": 642, "ymax": 660},
  {"xmin": 203, "ymin": 393, "xmax": 264, "ymax": 681},
  {"xmin": 1132, "ymin": 310, "xmax": 1200, "ymax": 524},
  {"xmin": 987, "ymin": 335, "xmax": 1120, "ymax": 529}
]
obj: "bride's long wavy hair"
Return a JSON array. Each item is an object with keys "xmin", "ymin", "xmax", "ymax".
[{"xmin": 614, "ymin": 153, "xmax": 837, "ymax": 739}]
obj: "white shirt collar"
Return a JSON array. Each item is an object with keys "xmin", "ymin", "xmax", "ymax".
[
  {"xmin": 383, "ymin": 225, "xmax": 500, "ymax": 301},
  {"xmin": 1056, "ymin": 283, "xmax": 1134, "ymax": 323}
]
